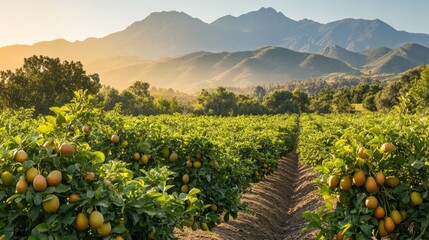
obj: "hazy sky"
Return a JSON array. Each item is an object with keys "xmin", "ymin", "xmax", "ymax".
[{"xmin": 1, "ymin": 0, "xmax": 428, "ymax": 47}]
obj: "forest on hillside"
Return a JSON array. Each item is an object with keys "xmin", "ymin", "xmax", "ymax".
[{"xmin": 0, "ymin": 56, "xmax": 428, "ymax": 116}]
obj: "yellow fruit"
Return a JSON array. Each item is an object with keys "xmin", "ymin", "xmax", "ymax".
[
  {"xmin": 391, "ymin": 210, "xmax": 402, "ymax": 224},
  {"xmin": 169, "ymin": 152, "xmax": 179, "ymax": 162},
  {"xmin": 328, "ymin": 175, "xmax": 340, "ymax": 188},
  {"xmin": 375, "ymin": 172, "xmax": 385, "ymax": 185},
  {"xmin": 191, "ymin": 222, "xmax": 198, "ymax": 231},
  {"xmin": 141, "ymin": 154, "xmax": 149, "ymax": 164},
  {"xmin": 384, "ymin": 217, "xmax": 395, "ymax": 233},
  {"xmin": 374, "ymin": 206, "xmax": 385, "ymax": 219},
  {"xmin": 84, "ymin": 172, "xmax": 95, "ymax": 181},
  {"xmin": 181, "ymin": 184, "xmax": 189, "ymax": 193},
  {"xmin": 195, "ymin": 152, "xmax": 202, "ymax": 160},
  {"xmin": 200, "ymin": 222, "xmax": 209, "ymax": 231},
  {"xmin": 381, "ymin": 142, "xmax": 396, "ymax": 153},
  {"xmin": 339, "ymin": 176, "xmax": 352, "ymax": 191},
  {"xmin": 89, "ymin": 211, "xmax": 104, "ymax": 228},
  {"xmin": 25, "ymin": 167, "xmax": 39, "ymax": 182},
  {"xmin": 378, "ymin": 220, "xmax": 388, "ymax": 237},
  {"xmin": 133, "ymin": 152, "xmax": 141, "ymax": 161},
  {"xmin": 210, "ymin": 160, "xmax": 219, "ymax": 169},
  {"xmin": 385, "ymin": 176, "xmax": 399, "ymax": 187},
  {"xmin": 16, "ymin": 176, "xmax": 28, "ymax": 193},
  {"xmin": 97, "ymin": 222, "xmax": 111, "ymax": 236},
  {"xmin": 400, "ymin": 210, "xmax": 407, "ymax": 220},
  {"xmin": 82, "ymin": 126, "xmax": 90, "ymax": 133},
  {"xmin": 352, "ymin": 170, "xmax": 366, "ymax": 187},
  {"xmin": 111, "ymin": 135, "xmax": 120, "ymax": 144},
  {"xmin": 59, "ymin": 143, "xmax": 75, "ymax": 155},
  {"xmin": 182, "ymin": 174, "xmax": 190, "ymax": 184},
  {"xmin": 162, "ymin": 148, "xmax": 170, "ymax": 158},
  {"xmin": 43, "ymin": 141, "xmax": 55, "ymax": 149},
  {"xmin": 411, "ymin": 191, "xmax": 423, "ymax": 205},
  {"xmin": 33, "ymin": 175, "xmax": 47, "ymax": 192},
  {"xmin": 358, "ymin": 147, "xmax": 369, "ymax": 159},
  {"xmin": 15, "ymin": 150, "xmax": 28, "ymax": 163},
  {"xmin": 115, "ymin": 236, "xmax": 124, "ymax": 240},
  {"xmin": 76, "ymin": 213, "xmax": 89, "ymax": 231},
  {"xmin": 210, "ymin": 204, "xmax": 218, "ymax": 211},
  {"xmin": 43, "ymin": 194, "xmax": 60, "ymax": 213},
  {"xmin": 193, "ymin": 161, "xmax": 202, "ymax": 169},
  {"xmin": 365, "ymin": 196, "xmax": 378, "ymax": 209},
  {"xmin": 47, "ymin": 170, "xmax": 62, "ymax": 186},
  {"xmin": 121, "ymin": 140, "xmax": 128, "ymax": 147},
  {"xmin": 365, "ymin": 176, "xmax": 377, "ymax": 193},
  {"xmin": 1, "ymin": 171, "xmax": 14, "ymax": 186},
  {"xmin": 186, "ymin": 160, "xmax": 193, "ymax": 168}
]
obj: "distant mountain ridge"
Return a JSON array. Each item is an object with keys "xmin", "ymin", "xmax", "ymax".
[
  {"xmin": 318, "ymin": 43, "xmax": 429, "ymax": 74},
  {"xmin": 2, "ymin": 7, "xmax": 429, "ymax": 71},
  {"xmin": 1, "ymin": 7, "xmax": 429, "ymax": 92},
  {"xmin": 84, "ymin": 43, "xmax": 429, "ymax": 92}
]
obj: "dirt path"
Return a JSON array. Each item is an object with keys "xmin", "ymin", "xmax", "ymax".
[{"xmin": 175, "ymin": 151, "xmax": 323, "ymax": 240}]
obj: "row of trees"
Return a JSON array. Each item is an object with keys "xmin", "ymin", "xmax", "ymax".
[{"xmin": 1, "ymin": 55, "xmax": 427, "ymax": 116}]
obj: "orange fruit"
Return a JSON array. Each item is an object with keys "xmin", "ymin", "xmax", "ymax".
[
  {"xmin": 111, "ymin": 135, "xmax": 119, "ymax": 144},
  {"xmin": 375, "ymin": 172, "xmax": 385, "ymax": 185},
  {"xmin": 43, "ymin": 194, "xmax": 60, "ymax": 213},
  {"xmin": 381, "ymin": 142, "xmax": 395, "ymax": 153},
  {"xmin": 97, "ymin": 222, "xmax": 111, "ymax": 236},
  {"xmin": 47, "ymin": 170, "xmax": 62, "ymax": 186},
  {"xmin": 378, "ymin": 220, "xmax": 388, "ymax": 237},
  {"xmin": 385, "ymin": 176, "xmax": 399, "ymax": 187},
  {"xmin": 16, "ymin": 176, "xmax": 28, "ymax": 193},
  {"xmin": 365, "ymin": 196, "xmax": 378, "ymax": 209},
  {"xmin": 25, "ymin": 167, "xmax": 39, "ymax": 182},
  {"xmin": 169, "ymin": 152, "xmax": 179, "ymax": 162},
  {"xmin": 59, "ymin": 143, "xmax": 75, "ymax": 155},
  {"xmin": 340, "ymin": 176, "xmax": 352, "ymax": 191},
  {"xmin": 15, "ymin": 150, "xmax": 28, "ymax": 163},
  {"xmin": 89, "ymin": 211, "xmax": 104, "ymax": 228},
  {"xmin": 358, "ymin": 147, "xmax": 369, "ymax": 159},
  {"xmin": 76, "ymin": 213, "xmax": 89, "ymax": 231},
  {"xmin": 328, "ymin": 175, "xmax": 340, "ymax": 188},
  {"xmin": 391, "ymin": 210, "xmax": 402, "ymax": 224},
  {"xmin": 353, "ymin": 170, "xmax": 366, "ymax": 187},
  {"xmin": 365, "ymin": 176, "xmax": 377, "ymax": 193},
  {"xmin": 182, "ymin": 174, "xmax": 190, "ymax": 184},
  {"xmin": 384, "ymin": 217, "xmax": 395, "ymax": 233},
  {"xmin": 69, "ymin": 193, "xmax": 80, "ymax": 203},
  {"xmin": 411, "ymin": 192, "xmax": 423, "ymax": 205},
  {"xmin": 82, "ymin": 126, "xmax": 90, "ymax": 133},
  {"xmin": 374, "ymin": 206, "xmax": 385, "ymax": 219},
  {"xmin": 84, "ymin": 172, "xmax": 95, "ymax": 181},
  {"xmin": 33, "ymin": 175, "xmax": 47, "ymax": 192}
]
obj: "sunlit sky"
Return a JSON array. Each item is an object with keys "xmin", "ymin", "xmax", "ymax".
[{"xmin": 1, "ymin": 0, "xmax": 428, "ymax": 47}]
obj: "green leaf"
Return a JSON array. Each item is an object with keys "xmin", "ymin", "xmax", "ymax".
[
  {"xmin": 35, "ymin": 223, "xmax": 49, "ymax": 233},
  {"xmin": 112, "ymin": 224, "xmax": 127, "ymax": 234},
  {"xmin": 55, "ymin": 184, "xmax": 71, "ymax": 193},
  {"xmin": 37, "ymin": 125, "xmax": 54, "ymax": 134},
  {"xmin": 188, "ymin": 188, "xmax": 201, "ymax": 196}
]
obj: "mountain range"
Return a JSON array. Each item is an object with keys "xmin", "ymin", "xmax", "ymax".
[{"xmin": 1, "ymin": 7, "xmax": 429, "ymax": 91}]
